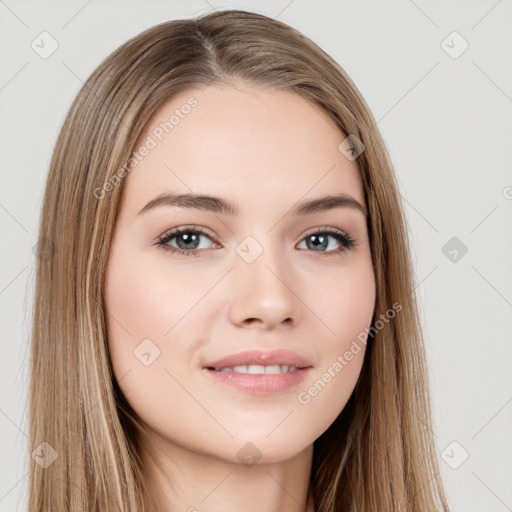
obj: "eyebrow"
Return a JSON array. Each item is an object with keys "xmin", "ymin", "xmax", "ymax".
[{"xmin": 137, "ymin": 192, "xmax": 369, "ymax": 216}]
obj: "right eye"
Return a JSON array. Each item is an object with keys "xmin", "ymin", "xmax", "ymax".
[{"xmin": 155, "ymin": 225, "xmax": 219, "ymax": 257}]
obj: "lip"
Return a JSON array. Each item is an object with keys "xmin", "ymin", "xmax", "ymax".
[
  {"xmin": 203, "ymin": 367, "xmax": 312, "ymax": 394},
  {"xmin": 202, "ymin": 349, "xmax": 313, "ymax": 395},
  {"xmin": 203, "ymin": 349, "xmax": 313, "ymax": 370}
]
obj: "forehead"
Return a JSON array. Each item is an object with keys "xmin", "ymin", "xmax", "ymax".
[{"xmin": 121, "ymin": 83, "xmax": 364, "ymax": 214}]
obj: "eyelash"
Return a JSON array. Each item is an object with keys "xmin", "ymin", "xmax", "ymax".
[{"xmin": 155, "ymin": 225, "xmax": 356, "ymax": 258}]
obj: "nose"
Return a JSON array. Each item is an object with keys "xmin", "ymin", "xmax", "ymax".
[{"xmin": 228, "ymin": 243, "xmax": 301, "ymax": 329}]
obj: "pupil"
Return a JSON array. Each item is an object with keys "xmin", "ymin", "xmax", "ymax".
[
  {"xmin": 177, "ymin": 233, "xmax": 199, "ymax": 250},
  {"xmin": 308, "ymin": 234, "xmax": 327, "ymax": 250}
]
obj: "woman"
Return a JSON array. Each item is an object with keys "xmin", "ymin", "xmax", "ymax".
[{"xmin": 29, "ymin": 9, "xmax": 450, "ymax": 511}]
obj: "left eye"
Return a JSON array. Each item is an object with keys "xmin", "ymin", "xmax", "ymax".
[
  {"xmin": 156, "ymin": 226, "xmax": 355, "ymax": 257},
  {"xmin": 296, "ymin": 230, "xmax": 354, "ymax": 252}
]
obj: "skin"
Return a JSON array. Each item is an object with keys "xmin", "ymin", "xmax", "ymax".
[{"xmin": 104, "ymin": 81, "xmax": 376, "ymax": 512}]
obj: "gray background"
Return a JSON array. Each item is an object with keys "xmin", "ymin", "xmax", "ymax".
[{"xmin": 1, "ymin": 0, "xmax": 511, "ymax": 510}]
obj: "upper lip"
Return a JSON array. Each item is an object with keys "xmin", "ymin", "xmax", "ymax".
[{"xmin": 203, "ymin": 349, "xmax": 313, "ymax": 369}]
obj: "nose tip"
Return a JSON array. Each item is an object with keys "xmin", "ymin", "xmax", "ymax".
[{"xmin": 228, "ymin": 251, "xmax": 300, "ymax": 329}]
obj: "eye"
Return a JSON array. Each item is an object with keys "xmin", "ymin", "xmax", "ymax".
[
  {"xmin": 155, "ymin": 225, "xmax": 218, "ymax": 257},
  {"xmin": 297, "ymin": 227, "xmax": 356, "ymax": 255}
]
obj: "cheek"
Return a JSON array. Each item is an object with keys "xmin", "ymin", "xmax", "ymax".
[
  {"xmin": 294, "ymin": 257, "xmax": 375, "ymax": 430},
  {"xmin": 103, "ymin": 253, "xmax": 212, "ymax": 437},
  {"xmin": 311, "ymin": 256, "xmax": 376, "ymax": 350},
  {"xmin": 103, "ymin": 252, "xmax": 174, "ymax": 385},
  {"xmin": 104, "ymin": 252, "xmax": 211, "ymax": 348},
  {"xmin": 103, "ymin": 248, "xmax": 225, "ymax": 385}
]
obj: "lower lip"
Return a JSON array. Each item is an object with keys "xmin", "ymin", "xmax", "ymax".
[{"xmin": 203, "ymin": 367, "xmax": 312, "ymax": 394}]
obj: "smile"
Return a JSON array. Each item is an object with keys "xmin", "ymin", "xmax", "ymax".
[{"xmin": 210, "ymin": 364, "xmax": 298, "ymax": 374}]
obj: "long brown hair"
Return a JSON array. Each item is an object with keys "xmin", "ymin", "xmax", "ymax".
[{"xmin": 28, "ymin": 9, "xmax": 450, "ymax": 511}]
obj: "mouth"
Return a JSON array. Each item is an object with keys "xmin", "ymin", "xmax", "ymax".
[
  {"xmin": 206, "ymin": 364, "xmax": 304, "ymax": 374},
  {"xmin": 203, "ymin": 348, "xmax": 313, "ymax": 371},
  {"xmin": 202, "ymin": 349, "xmax": 313, "ymax": 394}
]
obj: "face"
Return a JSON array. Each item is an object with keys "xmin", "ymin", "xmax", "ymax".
[{"xmin": 104, "ymin": 82, "xmax": 376, "ymax": 465}]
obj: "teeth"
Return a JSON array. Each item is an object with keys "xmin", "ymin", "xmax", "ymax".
[{"xmin": 215, "ymin": 365, "xmax": 298, "ymax": 374}]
